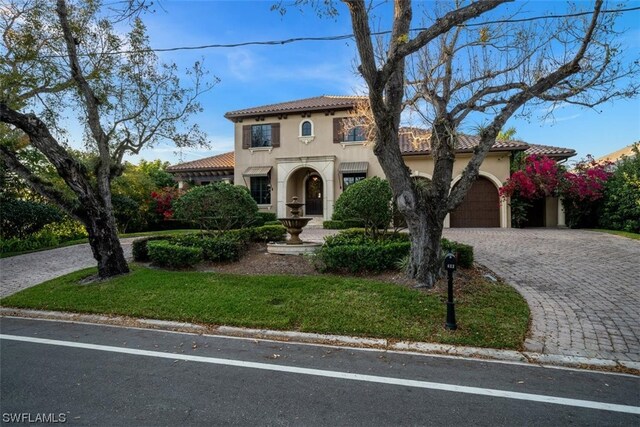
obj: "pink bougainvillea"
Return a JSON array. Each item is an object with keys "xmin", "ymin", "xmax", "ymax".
[
  {"xmin": 561, "ymin": 156, "xmax": 612, "ymax": 202},
  {"xmin": 499, "ymin": 155, "xmax": 562, "ymax": 200}
]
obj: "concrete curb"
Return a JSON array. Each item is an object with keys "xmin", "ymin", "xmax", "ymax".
[{"xmin": 1, "ymin": 308, "xmax": 637, "ymax": 374}]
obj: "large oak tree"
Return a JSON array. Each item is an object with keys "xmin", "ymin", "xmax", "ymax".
[
  {"xmin": 339, "ymin": 0, "xmax": 638, "ymax": 286},
  {"xmin": 1, "ymin": 0, "xmax": 214, "ymax": 277}
]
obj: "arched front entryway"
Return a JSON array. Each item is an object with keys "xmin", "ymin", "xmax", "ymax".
[
  {"xmin": 304, "ymin": 173, "xmax": 323, "ymax": 216},
  {"xmin": 450, "ymin": 176, "xmax": 500, "ymax": 227}
]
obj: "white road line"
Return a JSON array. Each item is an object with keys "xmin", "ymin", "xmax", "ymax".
[{"xmin": 2, "ymin": 333, "xmax": 639, "ymax": 415}]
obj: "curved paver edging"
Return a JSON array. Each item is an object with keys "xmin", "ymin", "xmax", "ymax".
[{"xmin": 1, "ymin": 308, "xmax": 638, "ymax": 374}]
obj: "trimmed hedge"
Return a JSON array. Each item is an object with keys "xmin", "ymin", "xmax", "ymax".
[
  {"xmin": 147, "ymin": 240, "xmax": 202, "ymax": 268},
  {"xmin": 317, "ymin": 229, "xmax": 473, "ymax": 272},
  {"xmin": 250, "ymin": 224, "xmax": 286, "ymax": 242},
  {"xmin": 323, "ymin": 220, "xmax": 347, "ymax": 230},
  {"xmin": 441, "ymin": 238, "xmax": 474, "ymax": 269},
  {"xmin": 132, "ymin": 235, "xmax": 174, "ymax": 262},
  {"xmin": 264, "ymin": 220, "xmax": 282, "ymax": 226},
  {"xmin": 172, "ymin": 233, "xmax": 246, "ymax": 262},
  {"xmin": 317, "ymin": 242, "xmax": 411, "ymax": 273}
]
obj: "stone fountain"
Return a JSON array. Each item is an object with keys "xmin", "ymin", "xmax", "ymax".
[{"xmin": 267, "ymin": 196, "xmax": 321, "ymax": 255}]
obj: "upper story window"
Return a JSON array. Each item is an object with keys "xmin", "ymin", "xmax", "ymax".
[
  {"xmin": 243, "ymin": 123, "xmax": 280, "ymax": 150},
  {"xmin": 301, "ymin": 120, "xmax": 313, "ymax": 136},
  {"xmin": 344, "ymin": 125, "xmax": 366, "ymax": 142},
  {"xmin": 251, "ymin": 124, "xmax": 272, "ymax": 147}
]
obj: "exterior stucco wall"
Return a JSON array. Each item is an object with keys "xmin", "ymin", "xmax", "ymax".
[
  {"xmin": 233, "ymin": 111, "xmax": 383, "ymax": 219},
  {"xmin": 233, "ymin": 111, "xmax": 515, "ymax": 225}
]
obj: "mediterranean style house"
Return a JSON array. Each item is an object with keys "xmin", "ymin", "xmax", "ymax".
[{"xmin": 167, "ymin": 96, "xmax": 576, "ymax": 228}]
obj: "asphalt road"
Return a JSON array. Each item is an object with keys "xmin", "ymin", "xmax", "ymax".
[{"xmin": 1, "ymin": 317, "xmax": 638, "ymax": 426}]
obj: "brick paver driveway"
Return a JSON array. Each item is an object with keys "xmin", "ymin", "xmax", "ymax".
[
  {"xmin": 0, "ymin": 239, "xmax": 134, "ymax": 298},
  {"xmin": 443, "ymin": 228, "xmax": 640, "ymax": 362}
]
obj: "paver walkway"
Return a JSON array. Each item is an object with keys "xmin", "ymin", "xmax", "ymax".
[
  {"xmin": 443, "ymin": 228, "xmax": 640, "ymax": 362},
  {"xmin": 1, "ymin": 229, "xmax": 638, "ymax": 363}
]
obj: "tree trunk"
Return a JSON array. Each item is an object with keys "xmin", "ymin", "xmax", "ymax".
[
  {"xmin": 405, "ymin": 203, "xmax": 447, "ymax": 288},
  {"xmin": 85, "ymin": 206, "xmax": 129, "ymax": 278}
]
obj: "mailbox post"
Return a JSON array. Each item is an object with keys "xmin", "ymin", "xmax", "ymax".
[{"xmin": 444, "ymin": 252, "xmax": 457, "ymax": 330}]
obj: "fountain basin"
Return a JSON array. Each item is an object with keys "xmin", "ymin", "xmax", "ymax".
[{"xmin": 267, "ymin": 241, "xmax": 321, "ymax": 255}]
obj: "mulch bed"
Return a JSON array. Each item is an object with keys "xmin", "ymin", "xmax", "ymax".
[{"xmin": 198, "ymin": 243, "xmax": 494, "ymax": 293}]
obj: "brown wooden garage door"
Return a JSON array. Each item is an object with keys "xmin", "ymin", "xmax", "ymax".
[{"xmin": 450, "ymin": 177, "xmax": 500, "ymax": 227}]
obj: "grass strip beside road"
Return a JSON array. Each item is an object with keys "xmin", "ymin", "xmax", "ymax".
[{"xmin": 0, "ymin": 266, "xmax": 529, "ymax": 350}]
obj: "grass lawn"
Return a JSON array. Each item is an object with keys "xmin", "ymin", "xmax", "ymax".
[
  {"xmin": 589, "ymin": 229, "xmax": 640, "ymax": 240},
  {"xmin": 0, "ymin": 266, "xmax": 529, "ymax": 350}
]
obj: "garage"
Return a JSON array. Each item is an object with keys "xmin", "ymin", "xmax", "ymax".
[{"xmin": 450, "ymin": 177, "xmax": 500, "ymax": 227}]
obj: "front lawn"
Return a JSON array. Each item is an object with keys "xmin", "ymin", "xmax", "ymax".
[{"xmin": 0, "ymin": 266, "xmax": 529, "ymax": 349}]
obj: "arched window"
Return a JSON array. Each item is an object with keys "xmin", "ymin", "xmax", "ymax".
[{"xmin": 301, "ymin": 120, "xmax": 313, "ymax": 137}]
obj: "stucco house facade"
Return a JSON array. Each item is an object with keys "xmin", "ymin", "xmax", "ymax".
[{"xmin": 168, "ymin": 95, "xmax": 576, "ymax": 228}]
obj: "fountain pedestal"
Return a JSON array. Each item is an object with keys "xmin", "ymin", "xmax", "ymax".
[{"xmin": 266, "ymin": 197, "xmax": 321, "ymax": 255}]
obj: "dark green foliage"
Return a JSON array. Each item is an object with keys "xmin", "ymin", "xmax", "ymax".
[
  {"xmin": 323, "ymin": 220, "xmax": 347, "ymax": 229},
  {"xmin": 264, "ymin": 220, "xmax": 282, "ymax": 226},
  {"xmin": 599, "ymin": 149, "xmax": 640, "ymax": 233},
  {"xmin": 173, "ymin": 183, "xmax": 258, "ymax": 231},
  {"xmin": 441, "ymin": 238, "xmax": 474, "ymax": 269},
  {"xmin": 250, "ymin": 224, "xmax": 286, "ymax": 242},
  {"xmin": 317, "ymin": 242, "xmax": 411, "ymax": 273},
  {"xmin": 332, "ymin": 177, "xmax": 392, "ymax": 236},
  {"xmin": 318, "ymin": 228, "xmax": 411, "ymax": 273},
  {"xmin": 147, "ymin": 240, "xmax": 202, "ymax": 268},
  {"xmin": 132, "ymin": 236, "xmax": 173, "ymax": 262},
  {"xmin": 171, "ymin": 233, "xmax": 245, "ymax": 262},
  {"xmin": 253, "ymin": 212, "xmax": 277, "ymax": 226},
  {"xmin": 0, "ymin": 198, "xmax": 62, "ymax": 238},
  {"xmin": 318, "ymin": 229, "xmax": 473, "ymax": 272}
]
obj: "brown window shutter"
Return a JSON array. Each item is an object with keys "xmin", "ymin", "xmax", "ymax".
[
  {"xmin": 333, "ymin": 118, "xmax": 343, "ymax": 143},
  {"xmin": 242, "ymin": 125, "xmax": 251, "ymax": 149},
  {"xmin": 271, "ymin": 123, "xmax": 280, "ymax": 147}
]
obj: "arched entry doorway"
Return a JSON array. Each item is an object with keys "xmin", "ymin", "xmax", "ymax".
[
  {"xmin": 450, "ymin": 177, "xmax": 500, "ymax": 227},
  {"xmin": 305, "ymin": 173, "xmax": 323, "ymax": 216}
]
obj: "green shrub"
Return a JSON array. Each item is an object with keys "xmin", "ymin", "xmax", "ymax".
[
  {"xmin": 132, "ymin": 235, "xmax": 173, "ymax": 262},
  {"xmin": 264, "ymin": 220, "xmax": 282, "ymax": 226},
  {"xmin": 173, "ymin": 183, "xmax": 258, "ymax": 231},
  {"xmin": 254, "ymin": 212, "xmax": 277, "ymax": 226},
  {"xmin": 316, "ymin": 242, "xmax": 411, "ymax": 273},
  {"xmin": 599, "ymin": 147, "xmax": 640, "ymax": 233},
  {"xmin": 343, "ymin": 219, "xmax": 366, "ymax": 228},
  {"xmin": 0, "ymin": 198, "xmax": 63, "ymax": 239},
  {"xmin": 332, "ymin": 177, "xmax": 392, "ymax": 236},
  {"xmin": 147, "ymin": 240, "xmax": 202, "ymax": 268},
  {"xmin": 324, "ymin": 228, "xmax": 409, "ymax": 247},
  {"xmin": 0, "ymin": 218, "xmax": 88, "ymax": 255},
  {"xmin": 171, "ymin": 233, "xmax": 246, "ymax": 262},
  {"xmin": 441, "ymin": 238, "xmax": 474, "ymax": 268},
  {"xmin": 323, "ymin": 220, "xmax": 347, "ymax": 229},
  {"xmin": 250, "ymin": 225, "xmax": 286, "ymax": 242}
]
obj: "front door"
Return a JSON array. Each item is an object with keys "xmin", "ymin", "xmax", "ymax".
[{"xmin": 305, "ymin": 174, "xmax": 323, "ymax": 216}]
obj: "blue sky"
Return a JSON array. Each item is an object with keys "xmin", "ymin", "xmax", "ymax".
[{"xmin": 122, "ymin": 0, "xmax": 640, "ymax": 166}]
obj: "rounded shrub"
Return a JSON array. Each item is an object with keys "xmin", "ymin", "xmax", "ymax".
[
  {"xmin": 173, "ymin": 183, "xmax": 258, "ymax": 232},
  {"xmin": 332, "ymin": 177, "xmax": 392, "ymax": 235}
]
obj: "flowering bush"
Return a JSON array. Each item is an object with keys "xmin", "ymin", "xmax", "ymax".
[
  {"xmin": 560, "ymin": 157, "xmax": 613, "ymax": 228},
  {"xmin": 151, "ymin": 187, "xmax": 183, "ymax": 220},
  {"xmin": 500, "ymin": 154, "xmax": 612, "ymax": 228}
]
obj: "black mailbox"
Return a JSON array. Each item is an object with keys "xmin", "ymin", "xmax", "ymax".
[{"xmin": 444, "ymin": 252, "xmax": 456, "ymax": 272}]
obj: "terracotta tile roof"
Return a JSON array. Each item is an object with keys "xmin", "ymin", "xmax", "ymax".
[
  {"xmin": 398, "ymin": 127, "xmax": 529, "ymax": 154},
  {"xmin": 166, "ymin": 151, "xmax": 235, "ymax": 173},
  {"xmin": 224, "ymin": 95, "xmax": 367, "ymax": 120},
  {"xmin": 524, "ymin": 144, "xmax": 576, "ymax": 158}
]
